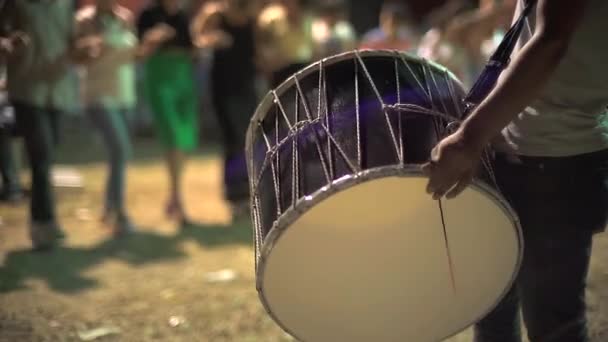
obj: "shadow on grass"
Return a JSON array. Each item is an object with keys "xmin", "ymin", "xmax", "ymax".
[
  {"xmin": 0, "ymin": 219, "xmax": 253, "ymax": 294},
  {"xmin": 51, "ymin": 126, "xmax": 222, "ymax": 166},
  {"xmin": 53, "ymin": 135, "xmax": 221, "ymax": 166},
  {"xmin": 178, "ymin": 218, "xmax": 253, "ymax": 248}
]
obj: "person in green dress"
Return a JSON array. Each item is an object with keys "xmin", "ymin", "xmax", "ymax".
[{"xmin": 136, "ymin": 0, "xmax": 199, "ymax": 226}]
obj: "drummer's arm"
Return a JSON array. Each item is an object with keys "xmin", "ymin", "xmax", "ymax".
[{"xmin": 458, "ymin": 0, "xmax": 589, "ymax": 147}]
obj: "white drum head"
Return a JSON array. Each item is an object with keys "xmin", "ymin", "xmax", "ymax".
[{"xmin": 259, "ymin": 174, "xmax": 521, "ymax": 342}]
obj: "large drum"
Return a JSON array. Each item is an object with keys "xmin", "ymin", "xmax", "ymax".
[{"xmin": 246, "ymin": 50, "xmax": 522, "ymax": 342}]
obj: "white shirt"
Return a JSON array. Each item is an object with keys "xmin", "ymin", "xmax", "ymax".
[{"xmin": 500, "ymin": 0, "xmax": 608, "ymax": 156}]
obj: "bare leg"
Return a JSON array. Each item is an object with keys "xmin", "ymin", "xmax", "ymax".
[{"xmin": 165, "ymin": 149, "xmax": 190, "ymax": 224}]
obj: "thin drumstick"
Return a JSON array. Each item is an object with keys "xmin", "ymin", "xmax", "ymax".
[{"xmin": 438, "ymin": 199, "xmax": 457, "ymax": 293}]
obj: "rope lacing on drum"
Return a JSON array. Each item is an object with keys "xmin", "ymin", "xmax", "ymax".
[
  {"xmin": 275, "ymin": 108, "xmax": 282, "ymax": 214},
  {"xmin": 251, "ymin": 52, "xmax": 490, "ymax": 272},
  {"xmin": 272, "ymin": 90, "xmax": 294, "ymax": 130},
  {"xmin": 291, "ymin": 98, "xmax": 300, "ymax": 208},
  {"xmin": 394, "ymin": 56, "xmax": 405, "ymax": 164},
  {"xmin": 256, "ymin": 119, "xmax": 319, "ymax": 168},
  {"xmin": 258, "ymin": 122, "xmax": 283, "ymax": 217},
  {"xmin": 255, "ymin": 87, "xmax": 362, "ymax": 215},
  {"xmin": 384, "ymin": 104, "xmax": 463, "ymax": 123},
  {"xmin": 251, "ymin": 52, "xmax": 475, "ymax": 289},
  {"xmin": 395, "ymin": 57, "xmax": 497, "ymax": 189},
  {"xmin": 294, "ymin": 77, "xmax": 333, "ymax": 186},
  {"xmin": 354, "ymin": 50, "xmax": 403, "ymax": 165},
  {"xmin": 398, "ymin": 55, "xmax": 433, "ymax": 101},
  {"xmin": 429, "ymin": 69, "xmax": 452, "ymax": 126},
  {"xmin": 354, "ymin": 58, "xmax": 362, "ymax": 169},
  {"xmin": 318, "ymin": 60, "xmax": 334, "ymax": 180},
  {"xmin": 298, "ymin": 71, "xmax": 359, "ymax": 177}
]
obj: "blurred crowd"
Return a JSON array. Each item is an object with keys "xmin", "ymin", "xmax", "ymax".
[{"xmin": 0, "ymin": 0, "xmax": 516, "ymax": 250}]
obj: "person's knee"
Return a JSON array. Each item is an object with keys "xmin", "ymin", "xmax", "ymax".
[
  {"xmin": 27, "ymin": 142, "xmax": 52, "ymax": 170},
  {"xmin": 22, "ymin": 123, "xmax": 55, "ymax": 166},
  {"xmin": 106, "ymin": 132, "xmax": 131, "ymax": 163}
]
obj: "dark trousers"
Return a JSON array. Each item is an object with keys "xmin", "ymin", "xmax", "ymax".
[
  {"xmin": 475, "ymin": 149, "xmax": 608, "ymax": 342},
  {"xmin": 212, "ymin": 86, "xmax": 257, "ymax": 203},
  {"xmin": 87, "ymin": 104, "xmax": 131, "ymax": 215},
  {"xmin": 13, "ymin": 101, "xmax": 60, "ymax": 223},
  {"xmin": 0, "ymin": 130, "xmax": 21, "ymax": 195}
]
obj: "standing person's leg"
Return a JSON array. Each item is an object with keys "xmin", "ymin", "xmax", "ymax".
[
  {"xmin": 516, "ymin": 151, "xmax": 607, "ymax": 342},
  {"xmin": 0, "ymin": 129, "xmax": 23, "ymax": 202},
  {"xmin": 473, "ymin": 155, "xmax": 525, "ymax": 342},
  {"xmin": 88, "ymin": 104, "xmax": 135, "ymax": 235},
  {"xmin": 147, "ymin": 85, "xmax": 184, "ymax": 220},
  {"xmin": 212, "ymin": 84, "xmax": 255, "ymax": 213},
  {"xmin": 212, "ymin": 89, "xmax": 238, "ymax": 202},
  {"xmin": 518, "ymin": 226, "xmax": 592, "ymax": 342},
  {"xmin": 172, "ymin": 58, "xmax": 200, "ymax": 225},
  {"xmin": 145, "ymin": 53, "xmax": 188, "ymax": 224},
  {"xmin": 14, "ymin": 102, "xmax": 62, "ymax": 250},
  {"xmin": 224, "ymin": 88, "xmax": 256, "ymax": 212},
  {"xmin": 475, "ymin": 151, "xmax": 607, "ymax": 342},
  {"xmin": 165, "ymin": 148, "xmax": 186, "ymax": 218},
  {"xmin": 148, "ymin": 79, "xmax": 196, "ymax": 224}
]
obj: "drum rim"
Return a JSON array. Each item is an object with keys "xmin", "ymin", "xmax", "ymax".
[
  {"xmin": 255, "ymin": 165, "xmax": 523, "ymax": 342},
  {"xmin": 245, "ymin": 49, "xmax": 464, "ymax": 182}
]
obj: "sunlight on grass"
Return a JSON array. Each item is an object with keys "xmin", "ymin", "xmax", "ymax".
[{"xmin": 1, "ymin": 138, "xmax": 607, "ymax": 341}]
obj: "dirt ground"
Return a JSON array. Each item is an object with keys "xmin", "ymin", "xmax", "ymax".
[{"xmin": 1, "ymin": 137, "xmax": 608, "ymax": 342}]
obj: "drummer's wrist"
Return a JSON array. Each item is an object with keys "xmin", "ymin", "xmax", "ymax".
[{"xmin": 457, "ymin": 119, "xmax": 491, "ymax": 153}]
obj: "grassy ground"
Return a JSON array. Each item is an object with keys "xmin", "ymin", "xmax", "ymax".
[{"xmin": 1, "ymin": 135, "xmax": 608, "ymax": 341}]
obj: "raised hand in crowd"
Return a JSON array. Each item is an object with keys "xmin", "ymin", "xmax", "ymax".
[
  {"xmin": 137, "ymin": 22, "xmax": 176, "ymax": 58},
  {"xmin": 73, "ymin": 34, "xmax": 106, "ymax": 63},
  {"xmin": 0, "ymin": 31, "xmax": 30, "ymax": 58}
]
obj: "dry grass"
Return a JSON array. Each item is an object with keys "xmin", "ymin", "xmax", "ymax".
[{"xmin": 1, "ymin": 137, "xmax": 607, "ymax": 341}]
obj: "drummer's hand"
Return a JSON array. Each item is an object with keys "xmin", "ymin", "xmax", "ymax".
[
  {"xmin": 0, "ymin": 31, "xmax": 30, "ymax": 57},
  {"xmin": 421, "ymin": 129, "xmax": 485, "ymax": 200}
]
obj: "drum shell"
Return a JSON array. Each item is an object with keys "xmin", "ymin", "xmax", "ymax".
[
  {"xmin": 245, "ymin": 50, "xmax": 523, "ymax": 342},
  {"xmin": 247, "ymin": 51, "xmax": 472, "ymax": 260}
]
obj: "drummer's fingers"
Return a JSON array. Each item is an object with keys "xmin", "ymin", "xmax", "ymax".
[
  {"xmin": 423, "ymin": 163, "xmax": 454, "ymax": 198},
  {"xmin": 422, "ymin": 162, "xmax": 441, "ymax": 195},
  {"xmin": 421, "ymin": 162, "xmax": 433, "ymax": 176},
  {"xmin": 445, "ymin": 175, "xmax": 472, "ymax": 199},
  {"xmin": 421, "ymin": 162, "xmax": 434, "ymax": 193},
  {"xmin": 430, "ymin": 144, "xmax": 441, "ymax": 162},
  {"xmin": 429, "ymin": 168, "xmax": 463, "ymax": 199},
  {"xmin": 432, "ymin": 183, "xmax": 452, "ymax": 200},
  {"xmin": 430, "ymin": 174, "xmax": 453, "ymax": 199}
]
